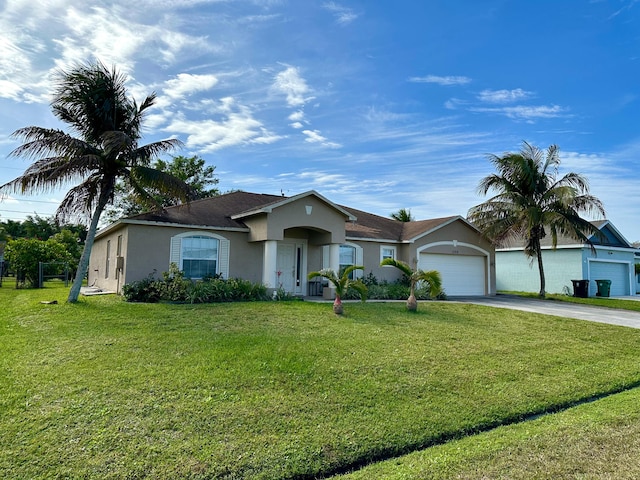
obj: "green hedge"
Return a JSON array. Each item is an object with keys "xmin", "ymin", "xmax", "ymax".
[{"xmin": 122, "ymin": 264, "xmax": 270, "ymax": 303}]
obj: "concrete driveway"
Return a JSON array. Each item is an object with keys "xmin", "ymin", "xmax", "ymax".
[{"xmin": 451, "ymin": 294, "xmax": 640, "ymax": 330}]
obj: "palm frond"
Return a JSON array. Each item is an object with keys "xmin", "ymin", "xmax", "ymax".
[{"xmin": 380, "ymin": 258, "xmax": 413, "ymax": 277}]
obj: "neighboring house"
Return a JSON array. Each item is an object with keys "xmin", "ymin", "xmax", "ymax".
[
  {"xmin": 89, "ymin": 190, "xmax": 496, "ymax": 297},
  {"xmin": 496, "ymin": 220, "xmax": 637, "ymax": 296}
]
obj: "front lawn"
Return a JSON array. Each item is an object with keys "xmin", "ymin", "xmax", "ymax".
[
  {"xmin": 2, "ymin": 284, "xmax": 640, "ymax": 478},
  {"xmin": 336, "ymin": 387, "xmax": 640, "ymax": 479}
]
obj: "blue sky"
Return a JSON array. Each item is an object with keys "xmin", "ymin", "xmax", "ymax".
[{"xmin": 1, "ymin": 0, "xmax": 639, "ymax": 240}]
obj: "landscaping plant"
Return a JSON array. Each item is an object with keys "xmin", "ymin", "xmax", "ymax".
[
  {"xmin": 380, "ymin": 258, "xmax": 442, "ymax": 311},
  {"xmin": 307, "ymin": 265, "xmax": 367, "ymax": 314}
]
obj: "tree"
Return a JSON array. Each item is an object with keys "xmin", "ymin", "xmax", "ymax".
[
  {"xmin": 51, "ymin": 228, "xmax": 83, "ymax": 275},
  {"xmin": 390, "ymin": 208, "xmax": 414, "ymax": 222},
  {"xmin": 467, "ymin": 142, "xmax": 605, "ymax": 298},
  {"xmin": 380, "ymin": 258, "xmax": 442, "ymax": 311},
  {"xmin": 0, "ymin": 61, "xmax": 194, "ymax": 302},
  {"xmin": 4, "ymin": 237, "xmax": 73, "ymax": 288},
  {"xmin": 21, "ymin": 215, "xmax": 58, "ymax": 240},
  {"xmin": 104, "ymin": 154, "xmax": 218, "ymax": 221},
  {"xmin": 307, "ymin": 266, "xmax": 367, "ymax": 315}
]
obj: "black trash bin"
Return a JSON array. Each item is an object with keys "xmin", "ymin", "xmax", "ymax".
[
  {"xmin": 571, "ymin": 279, "xmax": 589, "ymax": 298},
  {"xmin": 595, "ymin": 279, "xmax": 611, "ymax": 297}
]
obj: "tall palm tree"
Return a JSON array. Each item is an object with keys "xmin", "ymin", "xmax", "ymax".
[
  {"xmin": 380, "ymin": 258, "xmax": 442, "ymax": 311},
  {"xmin": 467, "ymin": 141, "xmax": 605, "ymax": 298},
  {"xmin": 390, "ymin": 208, "xmax": 414, "ymax": 222},
  {"xmin": 0, "ymin": 62, "xmax": 194, "ymax": 302}
]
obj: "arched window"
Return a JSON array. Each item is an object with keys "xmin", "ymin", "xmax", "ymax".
[{"xmin": 170, "ymin": 232, "xmax": 230, "ymax": 279}]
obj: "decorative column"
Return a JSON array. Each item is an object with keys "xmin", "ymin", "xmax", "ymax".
[
  {"xmin": 323, "ymin": 243, "xmax": 341, "ymax": 299},
  {"xmin": 329, "ymin": 243, "xmax": 340, "ymax": 273},
  {"xmin": 263, "ymin": 240, "xmax": 278, "ymax": 289}
]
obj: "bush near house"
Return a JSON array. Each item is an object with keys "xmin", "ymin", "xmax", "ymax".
[
  {"xmin": 347, "ymin": 272, "xmax": 446, "ymax": 301},
  {"xmin": 122, "ymin": 264, "xmax": 270, "ymax": 303}
]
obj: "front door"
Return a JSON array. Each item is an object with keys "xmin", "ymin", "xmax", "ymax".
[{"xmin": 276, "ymin": 242, "xmax": 304, "ymax": 294}]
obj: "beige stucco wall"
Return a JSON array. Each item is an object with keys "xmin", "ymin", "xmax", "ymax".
[
  {"xmin": 244, "ymin": 196, "xmax": 347, "ymax": 244},
  {"xmin": 346, "ymin": 219, "xmax": 496, "ymax": 294},
  {"xmin": 412, "ymin": 220, "xmax": 496, "ymax": 295},
  {"xmin": 88, "ymin": 224, "xmax": 128, "ymax": 293},
  {"xmin": 91, "ymin": 223, "xmax": 264, "ymax": 293}
]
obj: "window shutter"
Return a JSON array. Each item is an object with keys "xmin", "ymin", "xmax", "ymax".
[
  {"xmin": 219, "ymin": 237, "xmax": 230, "ymax": 279},
  {"xmin": 170, "ymin": 235, "xmax": 181, "ymax": 267}
]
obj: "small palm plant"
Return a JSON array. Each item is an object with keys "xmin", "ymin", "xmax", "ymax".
[
  {"xmin": 380, "ymin": 258, "xmax": 442, "ymax": 311},
  {"xmin": 307, "ymin": 266, "xmax": 367, "ymax": 315}
]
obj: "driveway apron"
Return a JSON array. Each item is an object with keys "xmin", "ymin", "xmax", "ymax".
[{"xmin": 451, "ymin": 295, "xmax": 640, "ymax": 330}]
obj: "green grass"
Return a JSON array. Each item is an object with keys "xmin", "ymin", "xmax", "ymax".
[
  {"xmin": 503, "ymin": 290, "xmax": 640, "ymax": 312},
  {"xmin": 335, "ymin": 388, "xmax": 640, "ymax": 479},
  {"xmin": 2, "ymin": 282, "xmax": 640, "ymax": 478}
]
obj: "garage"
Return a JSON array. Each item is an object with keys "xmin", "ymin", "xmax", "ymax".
[
  {"xmin": 589, "ymin": 261, "xmax": 631, "ymax": 296},
  {"xmin": 419, "ymin": 253, "xmax": 486, "ymax": 296}
]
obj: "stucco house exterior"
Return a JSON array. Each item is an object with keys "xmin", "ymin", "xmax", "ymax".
[
  {"xmin": 88, "ymin": 190, "xmax": 496, "ymax": 297},
  {"xmin": 496, "ymin": 220, "xmax": 638, "ymax": 296}
]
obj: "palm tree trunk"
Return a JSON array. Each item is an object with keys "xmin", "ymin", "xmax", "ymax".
[
  {"xmin": 407, "ymin": 283, "xmax": 417, "ymax": 311},
  {"xmin": 67, "ymin": 189, "xmax": 111, "ymax": 303},
  {"xmin": 535, "ymin": 240, "xmax": 546, "ymax": 298}
]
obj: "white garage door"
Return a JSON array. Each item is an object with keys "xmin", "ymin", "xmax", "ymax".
[
  {"xmin": 589, "ymin": 261, "xmax": 630, "ymax": 296},
  {"xmin": 419, "ymin": 253, "xmax": 486, "ymax": 296}
]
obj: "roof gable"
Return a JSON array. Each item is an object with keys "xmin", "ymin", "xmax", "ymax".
[
  {"xmin": 589, "ymin": 220, "xmax": 631, "ymax": 248},
  {"xmin": 498, "ymin": 219, "xmax": 632, "ymax": 250},
  {"xmin": 231, "ymin": 190, "xmax": 356, "ymax": 221}
]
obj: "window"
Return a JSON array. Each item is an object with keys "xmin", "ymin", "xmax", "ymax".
[
  {"xmin": 380, "ymin": 246, "xmax": 396, "ymax": 263},
  {"xmin": 116, "ymin": 235, "xmax": 123, "ymax": 279},
  {"xmin": 105, "ymin": 240, "xmax": 111, "ymax": 278},
  {"xmin": 170, "ymin": 232, "xmax": 229, "ymax": 279},
  {"xmin": 181, "ymin": 235, "xmax": 219, "ymax": 278},
  {"xmin": 339, "ymin": 244, "xmax": 357, "ymax": 278}
]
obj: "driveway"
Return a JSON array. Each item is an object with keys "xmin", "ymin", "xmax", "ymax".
[{"xmin": 451, "ymin": 294, "xmax": 640, "ymax": 330}]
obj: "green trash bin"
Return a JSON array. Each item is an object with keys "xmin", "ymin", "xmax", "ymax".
[{"xmin": 595, "ymin": 279, "xmax": 611, "ymax": 297}]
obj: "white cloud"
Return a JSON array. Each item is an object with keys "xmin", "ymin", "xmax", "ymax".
[
  {"xmin": 163, "ymin": 73, "xmax": 219, "ymax": 99},
  {"xmin": 478, "ymin": 88, "xmax": 533, "ymax": 103},
  {"xmin": 288, "ymin": 110, "xmax": 305, "ymax": 121},
  {"xmin": 290, "ymin": 122, "xmax": 304, "ymax": 129},
  {"xmin": 164, "ymin": 99, "xmax": 283, "ymax": 152},
  {"xmin": 272, "ymin": 66, "xmax": 313, "ymax": 107},
  {"xmin": 302, "ymin": 129, "xmax": 341, "ymax": 148},
  {"xmin": 322, "ymin": 2, "xmax": 360, "ymax": 25},
  {"xmin": 0, "ymin": 80, "xmax": 23, "ymax": 101},
  {"xmin": 408, "ymin": 75, "xmax": 472, "ymax": 86},
  {"xmin": 471, "ymin": 104, "xmax": 568, "ymax": 121}
]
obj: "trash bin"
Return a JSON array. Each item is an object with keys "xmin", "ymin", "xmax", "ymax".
[
  {"xmin": 571, "ymin": 279, "xmax": 589, "ymax": 298},
  {"xmin": 595, "ymin": 279, "xmax": 611, "ymax": 297}
]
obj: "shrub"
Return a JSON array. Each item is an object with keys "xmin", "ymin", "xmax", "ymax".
[
  {"xmin": 122, "ymin": 266, "xmax": 270, "ymax": 304},
  {"xmin": 121, "ymin": 274, "xmax": 161, "ymax": 303}
]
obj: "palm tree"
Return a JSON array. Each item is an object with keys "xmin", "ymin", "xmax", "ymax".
[
  {"xmin": 467, "ymin": 141, "xmax": 605, "ymax": 298},
  {"xmin": 380, "ymin": 258, "xmax": 442, "ymax": 311},
  {"xmin": 390, "ymin": 208, "xmax": 414, "ymax": 222},
  {"xmin": 307, "ymin": 266, "xmax": 367, "ymax": 315},
  {"xmin": 0, "ymin": 61, "xmax": 194, "ymax": 302}
]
